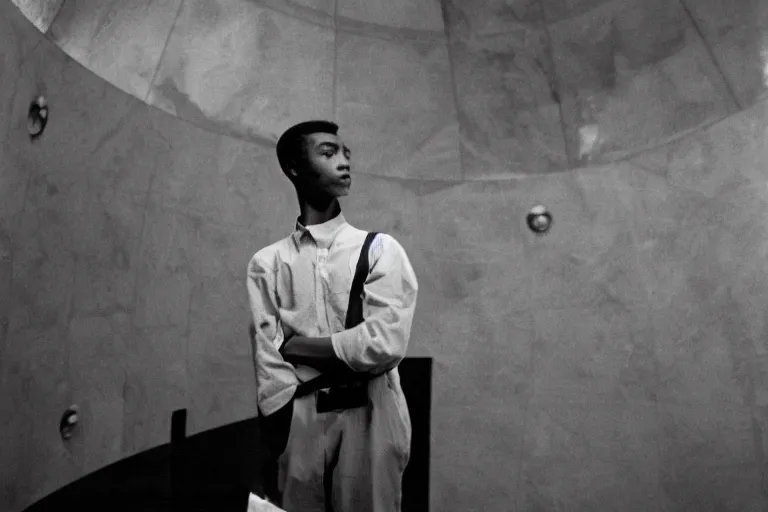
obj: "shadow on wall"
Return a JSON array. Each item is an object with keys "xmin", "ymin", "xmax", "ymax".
[{"xmin": 22, "ymin": 358, "xmax": 432, "ymax": 512}]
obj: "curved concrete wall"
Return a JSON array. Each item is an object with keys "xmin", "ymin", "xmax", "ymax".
[{"xmin": 3, "ymin": 0, "xmax": 768, "ymax": 511}]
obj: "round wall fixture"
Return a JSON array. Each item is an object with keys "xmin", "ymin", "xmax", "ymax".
[
  {"xmin": 28, "ymin": 95, "xmax": 49, "ymax": 139},
  {"xmin": 527, "ymin": 204, "xmax": 552, "ymax": 234},
  {"xmin": 59, "ymin": 405, "xmax": 79, "ymax": 440}
]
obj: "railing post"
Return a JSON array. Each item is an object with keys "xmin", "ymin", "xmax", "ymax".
[{"xmin": 170, "ymin": 409, "xmax": 187, "ymax": 512}]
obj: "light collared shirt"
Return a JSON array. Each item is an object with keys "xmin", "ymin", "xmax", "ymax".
[{"xmin": 246, "ymin": 210, "xmax": 419, "ymax": 416}]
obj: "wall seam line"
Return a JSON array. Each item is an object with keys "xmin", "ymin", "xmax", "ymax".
[
  {"xmin": 332, "ymin": 0, "xmax": 338, "ymax": 121},
  {"xmin": 438, "ymin": 1, "xmax": 465, "ymax": 181},
  {"xmin": 144, "ymin": 0, "xmax": 186, "ymax": 104},
  {"xmin": 44, "ymin": 0, "xmax": 66, "ymax": 35},
  {"xmin": 537, "ymin": 0, "xmax": 574, "ymax": 169},
  {"xmin": 677, "ymin": 0, "xmax": 743, "ymax": 110}
]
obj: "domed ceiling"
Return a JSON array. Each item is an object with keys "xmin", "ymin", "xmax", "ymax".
[{"xmin": 9, "ymin": 0, "xmax": 768, "ymax": 173}]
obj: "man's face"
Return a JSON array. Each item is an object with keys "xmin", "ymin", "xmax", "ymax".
[{"xmin": 294, "ymin": 132, "xmax": 352, "ymax": 199}]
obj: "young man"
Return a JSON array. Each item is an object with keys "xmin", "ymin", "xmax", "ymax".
[{"xmin": 246, "ymin": 120, "xmax": 419, "ymax": 512}]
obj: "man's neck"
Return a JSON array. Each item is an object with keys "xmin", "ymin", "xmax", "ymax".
[{"xmin": 298, "ymin": 197, "xmax": 341, "ymax": 226}]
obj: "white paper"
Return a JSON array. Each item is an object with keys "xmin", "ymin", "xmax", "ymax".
[{"xmin": 247, "ymin": 492, "xmax": 287, "ymax": 512}]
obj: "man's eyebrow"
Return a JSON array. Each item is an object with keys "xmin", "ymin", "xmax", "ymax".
[{"xmin": 316, "ymin": 142, "xmax": 352, "ymax": 155}]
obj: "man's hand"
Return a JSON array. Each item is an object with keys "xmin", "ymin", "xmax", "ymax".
[{"xmin": 278, "ymin": 334, "xmax": 293, "ymax": 358}]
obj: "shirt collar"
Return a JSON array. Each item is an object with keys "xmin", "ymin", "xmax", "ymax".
[{"xmin": 292, "ymin": 210, "xmax": 348, "ymax": 249}]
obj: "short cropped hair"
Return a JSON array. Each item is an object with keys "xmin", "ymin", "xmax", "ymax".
[{"xmin": 276, "ymin": 120, "xmax": 339, "ymax": 178}]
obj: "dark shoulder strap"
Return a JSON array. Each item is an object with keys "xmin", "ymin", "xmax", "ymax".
[{"xmin": 345, "ymin": 231, "xmax": 379, "ymax": 329}]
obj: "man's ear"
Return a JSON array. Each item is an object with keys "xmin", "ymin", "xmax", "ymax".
[{"xmin": 286, "ymin": 156, "xmax": 301, "ymax": 180}]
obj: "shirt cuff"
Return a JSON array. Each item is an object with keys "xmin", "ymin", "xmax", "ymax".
[
  {"xmin": 258, "ymin": 383, "xmax": 297, "ymax": 417},
  {"xmin": 331, "ymin": 328, "xmax": 361, "ymax": 371}
]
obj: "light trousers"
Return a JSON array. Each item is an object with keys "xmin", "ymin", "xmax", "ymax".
[{"xmin": 277, "ymin": 373, "xmax": 411, "ymax": 512}]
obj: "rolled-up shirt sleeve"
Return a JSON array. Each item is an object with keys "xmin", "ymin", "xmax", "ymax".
[
  {"xmin": 247, "ymin": 255, "xmax": 298, "ymax": 417},
  {"xmin": 330, "ymin": 235, "xmax": 419, "ymax": 374}
]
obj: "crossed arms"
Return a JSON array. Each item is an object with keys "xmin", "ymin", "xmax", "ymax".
[
  {"xmin": 278, "ymin": 335, "xmax": 347, "ymax": 373},
  {"xmin": 247, "ymin": 235, "xmax": 419, "ymax": 415}
]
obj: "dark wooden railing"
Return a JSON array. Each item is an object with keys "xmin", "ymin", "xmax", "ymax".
[{"xmin": 24, "ymin": 358, "xmax": 431, "ymax": 512}]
